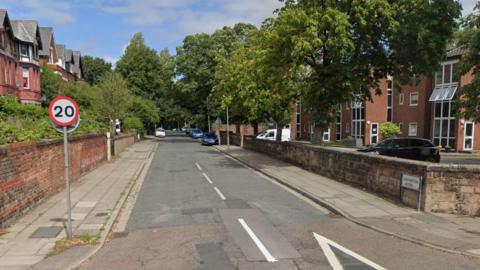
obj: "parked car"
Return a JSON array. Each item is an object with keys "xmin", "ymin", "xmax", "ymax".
[
  {"xmin": 155, "ymin": 128, "xmax": 166, "ymax": 137},
  {"xmin": 185, "ymin": 128, "xmax": 193, "ymax": 135},
  {"xmin": 191, "ymin": 129, "xmax": 204, "ymax": 139},
  {"xmin": 257, "ymin": 129, "xmax": 291, "ymax": 142},
  {"xmin": 201, "ymin": 133, "xmax": 219, "ymax": 146},
  {"xmin": 358, "ymin": 137, "xmax": 440, "ymax": 163}
]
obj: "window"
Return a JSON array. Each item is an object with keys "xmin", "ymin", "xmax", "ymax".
[
  {"xmin": 323, "ymin": 129, "xmax": 330, "ymax": 142},
  {"xmin": 387, "ymin": 80, "xmax": 393, "ymax": 122},
  {"xmin": 410, "ymin": 92, "xmax": 419, "ymax": 106},
  {"xmin": 295, "ymin": 100, "xmax": 301, "ymax": 140},
  {"xmin": 22, "ymin": 67, "xmax": 29, "ymax": 89},
  {"xmin": 351, "ymin": 97, "xmax": 365, "ymax": 140},
  {"xmin": 398, "ymin": 122, "xmax": 403, "ymax": 134},
  {"xmin": 408, "ymin": 123, "xmax": 417, "ymax": 137},
  {"xmin": 399, "ymin": 93, "xmax": 404, "ymax": 105},
  {"xmin": 435, "ymin": 61, "xmax": 459, "ymax": 86},
  {"xmin": 20, "ymin": 44, "xmax": 29, "ymax": 58}
]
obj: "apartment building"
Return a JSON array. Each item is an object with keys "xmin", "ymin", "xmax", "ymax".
[
  {"xmin": 0, "ymin": 9, "xmax": 86, "ymax": 105},
  {"xmin": 292, "ymin": 46, "xmax": 479, "ymax": 152}
]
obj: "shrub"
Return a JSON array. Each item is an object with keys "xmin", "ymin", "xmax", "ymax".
[
  {"xmin": 380, "ymin": 122, "xmax": 401, "ymax": 139},
  {"xmin": 123, "ymin": 117, "xmax": 144, "ymax": 133}
]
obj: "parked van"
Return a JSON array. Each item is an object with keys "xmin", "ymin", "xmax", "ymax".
[{"xmin": 257, "ymin": 128, "xmax": 291, "ymax": 142}]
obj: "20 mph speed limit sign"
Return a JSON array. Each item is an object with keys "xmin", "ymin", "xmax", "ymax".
[{"xmin": 49, "ymin": 96, "xmax": 80, "ymax": 127}]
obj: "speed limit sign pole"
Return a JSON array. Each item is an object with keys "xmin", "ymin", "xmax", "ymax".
[{"xmin": 49, "ymin": 96, "xmax": 80, "ymax": 240}]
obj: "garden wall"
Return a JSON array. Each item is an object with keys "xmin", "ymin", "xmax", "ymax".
[
  {"xmin": 0, "ymin": 134, "xmax": 107, "ymax": 228},
  {"xmin": 221, "ymin": 132, "xmax": 480, "ymax": 216}
]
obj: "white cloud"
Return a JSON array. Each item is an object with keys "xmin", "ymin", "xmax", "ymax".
[
  {"xmin": 102, "ymin": 0, "xmax": 282, "ymax": 36},
  {"xmin": 3, "ymin": 0, "xmax": 74, "ymax": 27}
]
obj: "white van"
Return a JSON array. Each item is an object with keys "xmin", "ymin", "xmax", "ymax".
[{"xmin": 257, "ymin": 128, "xmax": 291, "ymax": 142}]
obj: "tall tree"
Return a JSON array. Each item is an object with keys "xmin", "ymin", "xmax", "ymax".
[
  {"xmin": 116, "ymin": 33, "xmax": 162, "ymax": 100},
  {"xmin": 40, "ymin": 67, "xmax": 62, "ymax": 106},
  {"xmin": 270, "ymin": 0, "xmax": 461, "ymax": 130},
  {"xmin": 457, "ymin": 4, "xmax": 480, "ymax": 122},
  {"xmin": 82, "ymin": 56, "xmax": 112, "ymax": 85}
]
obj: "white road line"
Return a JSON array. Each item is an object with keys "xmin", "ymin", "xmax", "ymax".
[
  {"xmin": 195, "ymin": 162, "xmax": 202, "ymax": 171},
  {"xmin": 202, "ymin": 173, "xmax": 213, "ymax": 184},
  {"xmin": 213, "ymin": 187, "xmax": 226, "ymax": 200},
  {"xmin": 313, "ymin": 232, "xmax": 387, "ymax": 270},
  {"xmin": 238, "ymin": 218, "xmax": 277, "ymax": 263}
]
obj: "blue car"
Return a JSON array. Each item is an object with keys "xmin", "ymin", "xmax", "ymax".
[
  {"xmin": 191, "ymin": 129, "xmax": 204, "ymax": 139},
  {"xmin": 201, "ymin": 133, "xmax": 219, "ymax": 146}
]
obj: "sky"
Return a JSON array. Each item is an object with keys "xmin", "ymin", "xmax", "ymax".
[{"xmin": 1, "ymin": 0, "xmax": 477, "ymax": 65}]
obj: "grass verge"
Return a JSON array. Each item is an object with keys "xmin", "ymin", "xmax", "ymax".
[{"xmin": 48, "ymin": 234, "xmax": 101, "ymax": 256}]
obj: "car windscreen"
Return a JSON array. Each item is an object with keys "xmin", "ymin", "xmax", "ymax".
[{"xmin": 204, "ymin": 134, "xmax": 216, "ymax": 139}]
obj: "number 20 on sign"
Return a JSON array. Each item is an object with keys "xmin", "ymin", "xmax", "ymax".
[{"xmin": 49, "ymin": 96, "xmax": 80, "ymax": 240}]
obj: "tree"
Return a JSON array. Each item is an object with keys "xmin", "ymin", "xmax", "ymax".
[
  {"xmin": 175, "ymin": 23, "xmax": 257, "ymax": 127},
  {"xmin": 457, "ymin": 4, "xmax": 480, "ymax": 122},
  {"xmin": 82, "ymin": 55, "xmax": 112, "ymax": 85},
  {"xmin": 116, "ymin": 33, "xmax": 162, "ymax": 100},
  {"xmin": 380, "ymin": 122, "xmax": 401, "ymax": 139},
  {"xmin": 40, "ymin": 67, "xmax": 62, "ymax": 106},
  {"xmin": 94, "ymin": 72, "xmax": 134, "ymax": 133},
  {"xmin": 131, "ymin": 96, "xmax": 159, "ymax": 130},
  {"xmin": 269, "ymin": 0, "xmax": 461, "ymax": 133}
]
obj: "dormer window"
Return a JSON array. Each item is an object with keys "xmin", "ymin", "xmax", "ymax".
[{"xmin": 20, "ymin": 44, "xmax": 29, "ymax": 58}]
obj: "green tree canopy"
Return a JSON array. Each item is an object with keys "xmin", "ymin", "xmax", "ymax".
[
  {"xmin": 82, "ymin": 55, "xmax": 112, "ymax": 85},
  {"xmin": 40, "ymin": 67, "xmax": 62, "ymax": 106},
  {"xmin": 457, "ymin": 3, "xmax": 480, "ymax": 122}
]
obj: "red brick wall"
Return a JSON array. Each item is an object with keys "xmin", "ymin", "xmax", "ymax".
[
  {"xmin": 0, "ymin": 134, "xmax": 107, "ymax": 228},
  {"xmin": 113, "ymin": 134, "xmax": 135, "ymax": 156},
  {"xmin": 365, "ymin": 79, "xmax": 389, "ymax": 144}
]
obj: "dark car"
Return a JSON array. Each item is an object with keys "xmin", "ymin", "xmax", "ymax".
[
  {"xmin": 358, "ymin": 138, "xmax": 440, "ymax": 163},
  {"xmin": 191, "ymin": 129, "xmax": 204, "ymax": 139},
  {"xmin": 201, "ymin": 133, "xmax": 219, "ymax": 146}
]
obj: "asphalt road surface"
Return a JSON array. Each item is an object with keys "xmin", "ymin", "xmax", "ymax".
[{"xmin": 81, "ymin": 135, "xmax": 480, "ymax": 270}]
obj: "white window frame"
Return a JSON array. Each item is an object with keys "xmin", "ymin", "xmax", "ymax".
[
  {"xmin": 351, "ymin": 97, "xmax": 365, "ymax": 139},
  {"xmin": 323, "ymin": 128, "xmax": 331, "ymax": 142},
  {"xmin": 408, "ymin": 122, "xmax": 418, "ymax": 137},
  {"xmin": 387, "ymin": 80, "xmax": 393, "ymax": 122},
  {"xmin": 295, "ymin": 100, "xmax": 301, "ymax": 140},
  {"xmin": 464, "ymin": 122, "xmax": 475, "ymax": 151},
  {"xmin": 399, "ymin": 93, "xmax": 404, "ymax": 105},
  {"xmin": 398, "ymin": 122, "xmax": 403, "ymax": 135},
  {"xmin": 336, "ymin": 107, "xmax": 342, "ymax": 141},
  {"xmin": 410, "ymin": 92, "xmax": 419, "ymax": 106}
]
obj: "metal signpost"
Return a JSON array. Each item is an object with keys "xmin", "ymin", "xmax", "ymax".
[{"xmin": 49, "ymin": 96, "xmax": 80, "ymax": 240}]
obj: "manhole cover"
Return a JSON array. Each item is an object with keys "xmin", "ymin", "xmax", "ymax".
[
  {"xmin": 182, "ymin": 208, "xmax": 213, "ymax": 215},
  {"xmin": 30, "ymin": 226, "xmax": 63, "ymax": 238},
  {"xmin": 95, "ymin": 212, "xmax": 109, "ymax": 217}
]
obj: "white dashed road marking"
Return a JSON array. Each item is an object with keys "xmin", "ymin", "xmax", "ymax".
[
  {"xmin": 214, "ymin": 187, "xmax": 226, "ymax": 200},
  {"xmin": 202, "ymin": 173, "xmax": 213, "ymax": 184},
  {"xmin": 238, "ymin": 218, "xmax": 277, "ymax": 263},
  {"xmin": 195, "ymin": 162, "xmax": 202, "ymax": 171}
]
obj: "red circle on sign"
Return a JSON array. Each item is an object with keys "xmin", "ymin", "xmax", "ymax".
[{"xmin": 49, "ymin": 96, "xmax": 80, "ymax": 127}]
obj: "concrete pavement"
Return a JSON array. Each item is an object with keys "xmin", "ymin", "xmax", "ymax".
[
  {"xmin": 80, "ymin": 135, "xmax": 480, "ymax": 269},
  {"xmin": 0, "ymin": 139, "xmax": 157, "ymax": 270},
  {"xmin": 215, "ymin": 144, "xmax": 480, "ymax": 257}
]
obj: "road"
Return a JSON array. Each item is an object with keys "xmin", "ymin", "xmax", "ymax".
[{"xmin": 81, "ymin": 135, "xmax": 480, "ymax": 270}]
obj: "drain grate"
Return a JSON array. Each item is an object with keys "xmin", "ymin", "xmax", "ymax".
[
  {"xmin": 30, "ymin": 226, "xmax": 63, "ymax": 238},
  {"xmin": 50, "ymin": 218, "xmax": 67, "ymax": 222},
  {"xmin": 112, "ymin": 232, "xmax": 129, "ymax": 238},
  {"xmin": 95, "ymin": 212, "xmax": 109, "ymax": 217}
]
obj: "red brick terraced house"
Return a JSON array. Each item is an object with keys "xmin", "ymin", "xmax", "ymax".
[
  {"xmin": 10, "ymin": 20, "xmax": 43, "ymax": 105},
  {"xmin": 39, "ymin": 27, "xmax": 58, "ymax": 67},
  {"xmin": 0, "ymin": 10, "xmax": 20, "ymax": 99},
  {"xmin": 291, "ymin": 46, "xmax": 480, "ymax": 152}
]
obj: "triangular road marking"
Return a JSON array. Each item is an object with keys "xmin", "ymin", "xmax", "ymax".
[{"xmin": 313, "ymin": 232, "xmax": 387, "ymax": 270}]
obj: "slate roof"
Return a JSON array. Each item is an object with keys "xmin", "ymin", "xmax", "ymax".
[
  {"xmin": 11, "ymin": 20, "xmax": 39, "ymax": 45},
  {"xmin": 39, "ymin": 27, "xmax": 53, "ymax": 56},
  {"xmin": 56, "ymin": 44, "xmax": 66, "ymax": 60},
  {"xmin": 65, "ymin": 49, "xmax": 74, "ymax": 63},
  {"xmin": 72, "ymin": 51, "xmax": 82, "ymax": 74},
  {"xmin": 0, "ymin": 10, "xmax": 6, "ymax": 28},
  {"xmin": 446, "ymin": 45, "xmax": 467, "ymax": 58}
]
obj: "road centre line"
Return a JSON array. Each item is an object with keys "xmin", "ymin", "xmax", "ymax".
[
  {"xmin": 238, "ymin": 218, "xmax": 277, "ymax": 263},
  {"xmin": 202, "ymin": 173, "xmax": 213, "ymax": 184},
  {"xmin": 213, "ymin": 186, "xmax": 226, "ymax": 200},
  {"xmin": 195, "ymin": 162, "xmax": 202, "ymax": 171}
]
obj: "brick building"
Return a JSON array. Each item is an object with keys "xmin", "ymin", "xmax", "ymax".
[
  {"xmin": 292, "ymin": 46, "xmax": 480, "ymax": 152},
  {"xmin": 0, "ymin": 10, "xmax": 19, "ymax": 99}
]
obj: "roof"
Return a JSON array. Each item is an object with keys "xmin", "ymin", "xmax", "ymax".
[
  {"xmin": 65, "ymin": 49, "xmax": 74, "ymax": 63},
  {"xmin": 10, "ymin": 20, "xmax": 39, "ymax": 45},
  {"xmin": 446, "ymin": 45, "xmax": 467, "ymax": 58},
  {"xmin": 39, "ymin": 27, "xmax": 53, "ymax": 56},
  {"xmin": 0, "ymin": 10, "xmax": 6, "ymax": 27},
  {"xmin": 56, "ymin": 44, "xmax": 66, "ymax": 60},
  {"xmin": 72, "ymin": 51, "xmax": 82, "ymax": 74}
]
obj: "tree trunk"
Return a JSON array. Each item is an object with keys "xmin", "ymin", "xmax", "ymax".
[
  {"xmin": 276, "ymin": 123, "xmax": 283, "ymax": 142},
  {"xmin": 253, "ymin": 123, "xmax": 259, "ymax": 135}
]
